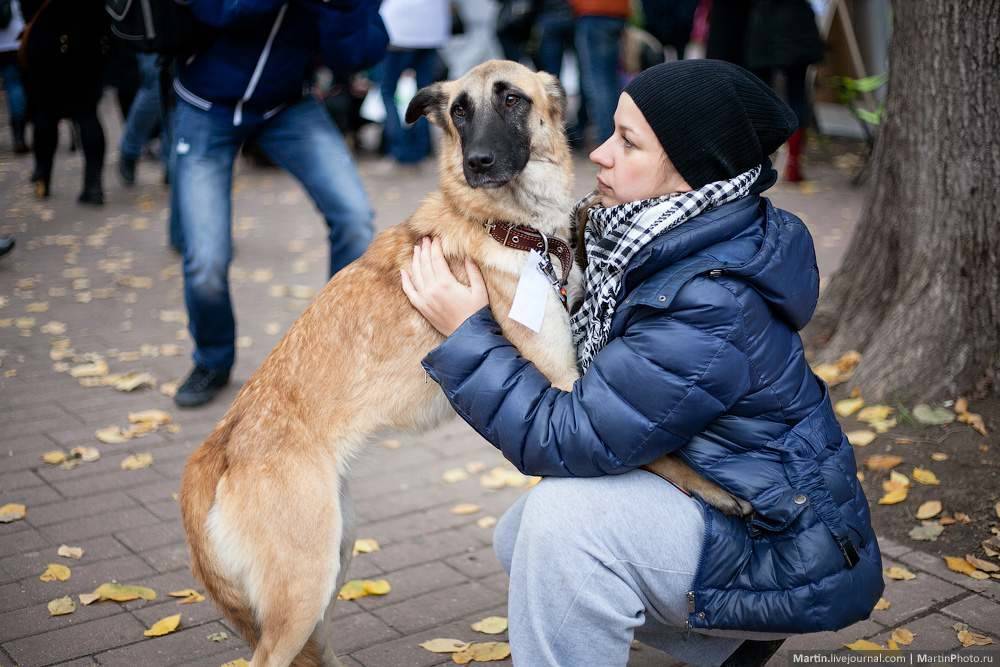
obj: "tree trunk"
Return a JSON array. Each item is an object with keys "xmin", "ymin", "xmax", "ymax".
[{"xmin": 803, "ymin": 1, "xmax": 1000, "ymax": 402}]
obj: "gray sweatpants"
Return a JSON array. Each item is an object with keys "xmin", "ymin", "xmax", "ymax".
[{"xmin": 494, "ymin": 469, "xmax": 788, "ymax": 667}]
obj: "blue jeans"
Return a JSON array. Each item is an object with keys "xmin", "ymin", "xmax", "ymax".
[
  {"xmin": 380, "ymin": 48, "xmax": 437, "ymax": 164},
  {"xmin": 0, "ymin": 61, "xmax": 26, "ymax": 126},
  {"xmin": 575, "ymin": 16, "xmax": 625, "ymax": 144},
  {"xmin": 171, "ymin": 96, "xmax": 374, "ymax": 370},
  {"xmin": 535, "ymin": 11, "xmax": 587, "ymax": 146},
  {"xmin": 120, "ymin": 54, "xmax": 169, "ymax": 168}
]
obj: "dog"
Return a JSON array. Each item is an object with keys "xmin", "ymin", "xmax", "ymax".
[{"xmin": 180, "ymin": 60, "xmax": 749, "ymax": 667}]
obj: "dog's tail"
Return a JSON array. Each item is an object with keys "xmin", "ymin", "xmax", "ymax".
[{"xmin": 179, "ymin": 416, "xmax": 261, "ymax": 648}]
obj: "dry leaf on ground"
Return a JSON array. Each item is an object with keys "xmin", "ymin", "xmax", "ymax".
[
  {"xmin": 844, "ymin": 639, "xmax": 885, "ymax": 651},
  {"xmin": 96, "ymin": 426, "xmax": 130, "ymax": 444},
  {"xmin": 846, "ymin": 430, "xmax": 876, "ymax": 447},
  {"xmin": 79, "ymin": 582, "xmax": 157, "ymax": 605},
  {"xmin": 42, "ymin": 450, "xmax": 67, "ymax": 464},
  {"xmin": 966, "ymin": 555, "xmax": 1000, "ymax": 573},
  {"xmin": 420, "ymin": 638, "xmax": 471, "ymax": 653},
  {"xmin": 471, "ymin": 616, "xmax": 508, "ymax": 634},
  {"xmin": 916, "ymin": 501, "xmax": 942, "ymax": 520},
  {"xmin": 337, "ymin": 579, "xmax": 391, "ymax": 601},
  {"xmin": 452, "ymin": 641, "xmax": 511, "ymax": 664},
  {"xmin": 835, "ymin": 397, "xmax": 865, "ymax": 417},
  {"xmin": 930, "ymin": 452, "xmax": 949, "ymax": 462},
  {"xmin": 884, "ymin": 566, "xmax": 916, "ymax": 581},
  {"xmin": 48, "ymin": 596, "xmax": 76, "ymax": 616},
  {"xmin": 39, "ymin": 563, "xmax": 71, "ymax": 582},
  {"xmin": 221, "ymin": 658, "xmax": 250, "ymax": 667},
  {"xmin": 909, "ymin": 522, "xmax": 944, "ymax": 542},
  {"xmin": 451, "ymin": 503, "xmax": 481, "ymax": 515},
  {"xmin": 890, "ymin": 628, "xmax": 914, "ymax": 646},
  {"xmin": 866, "ymin": 455, "xmax": 904, "ymax": 471},
  {"xmin": 57, "ymin": 545, "xmax": 84, "ymax": 559},
  {"xmin": 944, "ymin": 556, "xmax": 988, "ymax": 579},
  {"xmin": 954, "ymin": 623, "xmax": 993, "ymax": 647},
  {"xmin": 207, "ymin": 631, "xmax": 229, "ymax": 642},
  {"xmin": 352, "ymin": 538, "xmax": 380, "ymax": 555},
  {"xmin": 873, "ymin": 597, "xmax": 891, "ymax": 611},
  {"xmin": 70, "ymin": 446, "xmax": 100, "ymax": 463},
  {"xmin": 912, "ymin": 467, "xmax": 940, "ymax": 485},
  {"xmin": 912, "ymin": 404, "xmax": 955, "ymax": 426},
  {"xmin": 0, "ymin": 503, "xmax": 27, "ymax": 523},
  {"xmin": 121, "ymin": 453, "xmax": 154, "ymax": 470},
  {"xmin": 477, "ymin": 516, "xmax": 497, "ymax": 529},
  {"xmin": 169, "ymin": 589, "xmax": 205, "ymax": 604},
  {"xmin": 128, "ymin": 409, "xmax": 171, "ymax": 426},
  {"xmin": 442, "ymin": 468, "xmax": 469, "ymax": 483},
  {"xmin": 144, "ymin": 613, "xmax": 182, "ymax": 637},
  {"xmin": 955, "ymin": 398, "xmax": 988, "ymax": 436}
]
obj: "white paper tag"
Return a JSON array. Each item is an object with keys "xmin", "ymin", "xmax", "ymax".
[{"xmin": 508, "ymin": 250, "xmax": 550, "ymax": 333}]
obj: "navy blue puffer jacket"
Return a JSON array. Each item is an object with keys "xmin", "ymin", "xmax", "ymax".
[{"xmin": 422, "ymin": 195, "xmax": 884, "ymax": 633}]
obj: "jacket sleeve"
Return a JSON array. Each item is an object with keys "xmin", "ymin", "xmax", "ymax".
[
  {"xmin": 308, "ymin": 0, "xmax": 389, "ymax": 75},
  {"xmin": 421, "ymin": 280, "xmax": 753, "ymax": 477},
  {"xmin": 188, "ymin": 0, "xmax": 289, "ymax": 28}
]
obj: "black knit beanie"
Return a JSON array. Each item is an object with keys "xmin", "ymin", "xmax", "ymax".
[{"xmin": 624, "ymin": 60, "xmax": 798, "ymax": 190}]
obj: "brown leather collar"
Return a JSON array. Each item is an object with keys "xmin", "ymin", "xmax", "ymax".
[{"xmin": 484, "ymin": 220, "xmax": 574, "ymax": 284}]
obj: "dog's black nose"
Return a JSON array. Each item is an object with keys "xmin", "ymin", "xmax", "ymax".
[{"xmin": 466, "ymin": 151, "xmax": 495, "ymax": 173}]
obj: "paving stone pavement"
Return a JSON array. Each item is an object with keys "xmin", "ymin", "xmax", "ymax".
[{"xmin": 2, "ymin": 106, "xmax": 999, "ymax": 666}]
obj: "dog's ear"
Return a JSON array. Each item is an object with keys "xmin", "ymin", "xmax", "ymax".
[
  {"xmin": 536, "ymin": 71, "xmax": 566, "ymax": 123},
  {"xmin": 405, "ymin": 83, "xmax": 447, "ymax": 126}
]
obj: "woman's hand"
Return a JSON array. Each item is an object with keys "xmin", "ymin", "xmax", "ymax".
[{"xmin": 401, "ymin": 237, "xmax": 489, "ymax": 337}]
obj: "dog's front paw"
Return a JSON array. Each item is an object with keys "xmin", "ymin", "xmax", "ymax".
[{"xmin": 694, "ymin": 486, "xmax": 753, "ymax": 517}]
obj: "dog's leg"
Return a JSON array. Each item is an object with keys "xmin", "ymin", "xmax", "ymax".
[{"xmin": 643, "ymin": 455, "xmax": 753, "ymax": 517}]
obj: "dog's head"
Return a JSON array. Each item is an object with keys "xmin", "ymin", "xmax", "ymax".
[{"xmin": 405, "ymin": 60, "xmax": 567, "ymax": 190}]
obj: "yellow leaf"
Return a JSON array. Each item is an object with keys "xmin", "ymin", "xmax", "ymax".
[
  {"xmin": 337, "ymin": 579, "xmax": 391, "ymax": 601},
  {"xmin": 890, "ymin": 628, "xmax": 914, "ymax": 645},
  {"xmin": 471, "ymin": 616, "xmax": 508, "ymax": 634},
  {"xmin": 221, "ymin": 659, "xmax": 250, "ymax": 667},
  {"xmin": 57, "ymin": 545, "xmax": 84, "ymax": 559},
  {"xmin": 420, "ymin": 638, "xmax": 471, "ymax": 653},
  {"xmin": 352, "ymin": 538, "xmax": 380, "ymax": 555},
  {"xmin": 858, "ymin": 405, "xmax": 894, "ymax": 423},
  {"xmin": 465, "ymin": 461, "xmax": 487, "ymax": 474},
  {"xmin": 954, "ymin": 398, "xmax": 969, "ymax": 414},
  {"xmin": 846, "ymin": 430, "xmax": 876, "ymax": 447},
  {"xmin": 966, "ymin": 555, "xmax": 1000, "ymax": 573},
  {"xmin": 128, "ymin": 409, "xmax": 172, "ymax": 426},
  {"xmin": 79, "ymin": 582, "xmax": 157, "ymax": 605},
  {"xmin": 888, "ymin": 471, "xmax": 910, "ymax": 488},
  {"xmin": 873, "ymin": 597, "xmax": 891, "ymax": 611},
  {"xmin": 69, "ymin": 359, "xmax": 109, "ymax": 378},
  {"xmin": 0, "ymin": 502, "xmax": 27, "ymax": 523},
  {"xmin": 121, "ymin": 453, "xmax": 154, "ymax": 470},
  {"xmin": 143, "ymin": 613, "xmax": 182, "ymax": 637},
  {"xmin": 835, "ymin": 397, "xmax": 865, "ymax": 417},
  {"xmin": 451, "ymin": 503, "xmax": 481, "ymax": 515},
  {"xmin": 944, "ymin": 556, "xmax": 978, "ymax": 576},
  {"xmin": 70, "ymin": 446, "xmax": 100, "ymax": 462},
  {"xmin": 812, "ymin": 363, "xmax": 841, "ymax": 385},
  {"xmin": 878, "ymin": 487, "xmax": 907, "ymax": 505},
  {"xmin": 363, "ymin": 579, "xmax": 391, "ymax": 595},
  {"xmin": 957, "ymin": 410, "xmax": 987, "ymax": 436},
  {"xmin": 869, "ymin": 418, "xmax": 897, "ymax": 434},
  {"xmin": 40, "ymin": 563, "xmax": 71, "ymax": 582},
  {"xmin": 42, "ymin": 450, "xmax": 67, "ymax": 464},
  {"xmin": 912, "ymin": 467, "xmax": 940, "ymax": 485},
  {"xmin": 844, "ymin": 639, "xmax": 885, "ymax": 651},
  {"xmin": 477, "ymin": 516, "xmax": 498, "ymax": 529},
  {"xmin": 452, "ymin": 641, "xmax": 512, "ymax": 664},
  {"xmin": 884, "ymin": 566, "xmax": 916, "ymax": 581},
  {"xmin": 866, "ymin": 455, "xmax": 904, "ymax": 471},
  {"xmin": 930, "ymin": 452, "xmax": 948, "ymax": 462},
  {"xmin": 957, "ymin": 629, "xmax": 993, "ymax": 647},
  {"xmin": 96, "ymin": 426, "xmax": 130, "ymax": 444},
  {"xmin": 48, "ymin": 596, "xmax": 76, "ymax": 616},
  {"xmin": 442, "ymin": 468, "xmax": 469, "ymax": 483},
  {"xmin": 916, "ymin": 501, "xmax": 942, "ymax": 520},
  {"xmin": 169, "ymin": 589, "xmax": 205, "ymax": 604},
  {"xmin": 112, "ymin": 372, "xmax": 156, "ymax": 392}
]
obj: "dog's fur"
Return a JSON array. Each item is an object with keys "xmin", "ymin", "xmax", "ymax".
[{"xmin": 180, "ymin": 60, "xmax": 747, "ymax": 667}]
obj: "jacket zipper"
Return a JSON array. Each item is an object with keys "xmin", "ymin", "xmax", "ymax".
[{"xmin": 234, "ymin": 2, "xmax": 288, "ymax": 126}]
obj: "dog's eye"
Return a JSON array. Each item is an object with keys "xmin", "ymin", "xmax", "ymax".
[
  {"xmin": 452, "ymin": 105, "xmax": 466, "ymax": 119},
  {"xmin": 504, "ymin": 94, "xmax": 519, "ymax": 108}
]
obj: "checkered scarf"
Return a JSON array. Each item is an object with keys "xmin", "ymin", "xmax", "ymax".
[{"xmin": 570, "ymin": 165, "xmax": 761, "ymax": 372}]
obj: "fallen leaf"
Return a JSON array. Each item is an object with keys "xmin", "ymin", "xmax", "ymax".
[
  {"xmin": 40, "ymin": 321, "xmax": 66, "ymax": 335},
  {"xmin": 451, "ymin": 503, "xmax": 481, "ymax": 515},
  {"xmin": 886, "ymin": 471, "xmax": 910, "ymax": 489},
  {"xmin": 930, "ymin": 452, "xmax": 949, "ymax": 462},
  {"xmin": 890, "ymin": 628, "xmax": 914, "ymax": 645},
  {"xmin": 207, "ymin": 631, "xmax": 229, "ymax": 642},
  {"xmin": 144, "ymin": 613, "xmax": 182, "ymax": 637},
  {"xmin": 57, "ymin": 545, "xmax": 84, "ymax": 559},
  {"xmin": 121, "ymin": 453, "xmax": 154, "ymax": 470},
  {"xmin": 912, "ymin": 404, "xmax": 955, "ymax": 425},
  {"xmin": 40, "ymin": 563, "xmax": 71, "ymax": 582},
  {"xmin": 70, "ymin": 446, "xmax": 100, "ymax": 462},
  {"xmin": 442, "ymin": 468, "xmax": 469, "ymax": 483},
  {"xmin": 957, "ymin": 411, "xmax": 987, "ymax": 436},
  {"xmin": 159, "ymin": 381, "xmax": 179, "ymax": 398},
  {"xmin": 477, "ymin": 516, "xmax": 497, "ymax": 529},
  {"xmin": 471, "ymin": 616, "xmax": 508, "ymax": 634},
  {"xmin": 111, "ymin": 372, "xmax": 156, "ymax": 392},
  {"xmin": 96, "ymin": 426, "xmax": 130, "ymax": 444},
  {"xmin": 844, "ymin": 639, "xmax": 884, "ymax": 651},
  {"xmin": 337, "ymin": 579, "xmax": 391, "ymax": 600},
  {"xmin": 169, "ymin": 589, "xmax": 206, "ymax": 604},
  {"xmin": 465, "ymin": 461, "xmax": 487, "ymax": 474},
  {"xmin": 221, "ymin": 660, "xmax": 250, "ymax": 667},
  {"xmin": 70, "ymin": 359, "xmax": 109, "ymax": 378},
  {"xmin": 452, "ymin": 641, "xmax": 511, "ymax": 664},
  {"xmin": 48, "ymin": 596, "xmax": 76, "ymax": 616},
  {"xmin": 847, "ymin": 430, "xmax": 876, "ymax": 447},
  {"xmin": 42, "ymin": 450, "xmax": 67, "ymax": 465},
  {"xmin": 873, "ymin": 597, "xmax": 891, "ymax": 611},
  {"xmin": 866, "ymin": 455, "xmax": 904, "ymax": 471},
  {"xmin": 916, "ymin": 500, "xmax": 942, "ymax": 520},
  {"xmin": 944, "ymin": 556, "xmax": 980, "ymax": 577},
  {"xmin": 954, "ymin": 512, "xmax": 972, "ymax": 524},
  {"xmin": 884, "ymin": 566, "xmax": 916, "ymax": 581},
  {"xmin": 0, "ymin": 503, "xmax": 27, "ymax": 523},
  {"xmin": 878, "ymin": 487, "xmax": 908, "ymax": 505},
  {"xmin": 835, "ymin": 397, "xmax": 865, "ymax": 417},
  {"xmin": 894, "ymin": 438, "xmax": 914, "ymax": 445},
  {"xmin": 858, "ymin": 405, "xmax": 894, "ymax": 423},
  {"xmin": 912, "ymin": 467, "xmax": 940, "ymax": 485},
  {"xmin": 954, "ymin": 623, "xmax": 993, "ymax": 647},
  {"xmin": 909, "ymin": 522, "xmax": 944, "ymax": 541},
  {"xmin": 869, "ymin": 418, "xmax": 897, "ymax": 434},
  {"xmin": 352, "ymin": 538, "xmax": 380, "ymax": 555},
  {"xmin": 966, "ymin": 555, "xmax": 1000, "ymax": 573},
  {"xmin": 79, "ymin": 582, "xmax": 157, "ymax": 605},
  {"xmin": 420, "ymin": 638, "xmax": 471, "ymax": 653},
  {"xmin": 128, "ymin": 409, "xmax": 171, "ymax": 426},
  {"xmin": 479, "ymin": 466, "xmax": 531, "ymax": 489}
]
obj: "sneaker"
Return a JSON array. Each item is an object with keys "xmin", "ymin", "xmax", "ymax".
[
  {"xmin": 174, "ymin": 365, "xmax": 231, "ymax": 408},
  {"xmin": 119, "ymin": 157, "xmax": 137, "ymax": 187}
]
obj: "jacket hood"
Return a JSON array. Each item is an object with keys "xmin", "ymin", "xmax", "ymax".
[{"xmin": 621, "ymin": 195, "xmax": 819, "ymax": 330}]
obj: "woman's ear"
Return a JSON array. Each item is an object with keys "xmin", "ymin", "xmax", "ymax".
[{"xmin": 405, "ymin": 83, "xmax": 447, "ymax": 126}]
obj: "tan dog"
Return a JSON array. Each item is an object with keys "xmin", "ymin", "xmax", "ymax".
[{"xmin": 180, "ymin": 60, "xmax": 747, "ymax": 667}]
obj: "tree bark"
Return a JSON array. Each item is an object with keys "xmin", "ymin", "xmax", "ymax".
[{"xmin": 803, "ymin": 0, "xmax": 1000, "ymax": 402}]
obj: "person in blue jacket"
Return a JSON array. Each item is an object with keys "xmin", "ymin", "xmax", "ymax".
[
  {"xmin": 401, "ymin": 60, "xmax": 884, "ymax": 666},
  {"xmin": 171, "ymin": 0, "xmax": 388, "ymax": 407}
]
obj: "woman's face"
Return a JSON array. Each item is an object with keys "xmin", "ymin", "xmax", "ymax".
[{"xmin": 589, "ymin": 93, "xmax": 692, "ymax": 206}]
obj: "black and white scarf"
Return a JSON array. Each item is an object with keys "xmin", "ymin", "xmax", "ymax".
[{"xmin": 569, "ymin": 166, "xmax": 761, "ymax": 372}]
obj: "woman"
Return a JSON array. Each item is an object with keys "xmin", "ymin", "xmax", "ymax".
[
  {"xmin": 402, "ymin": 60, "xmax": 883, "ymax": 666},
  {"xmin": 19, "ymin": 0, "xmax": 108, "ymax": 204}
]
